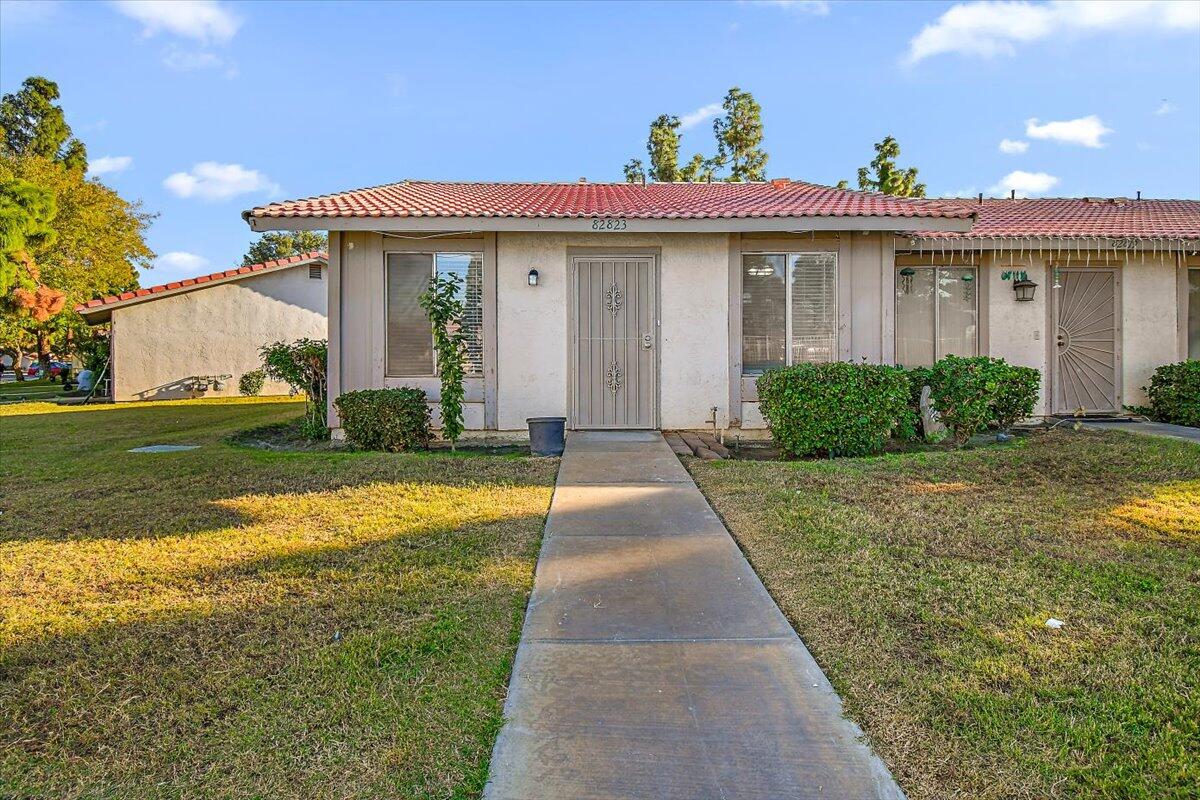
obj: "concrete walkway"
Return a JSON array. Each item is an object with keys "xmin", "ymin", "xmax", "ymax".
[
  {"xmin": 1082, "ymin": 419, "xmax": 1200, "ymax": 444},
  {"xmin": 484, "ymin": 431, "xmax": 903, "ymax": 800}
]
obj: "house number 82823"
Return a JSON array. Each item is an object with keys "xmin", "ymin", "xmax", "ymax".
[{"xmin": 591, "ymin": 219, "xmax": 628, "ymax": 231}]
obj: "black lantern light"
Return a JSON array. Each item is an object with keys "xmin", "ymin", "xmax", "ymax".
[
  {"xmin": 528, "ymin": 268, "xmax": 539, "ymax": 286},
  {"xmin": 1012, "ymin": 278, "xmax": 1037, "ymax": 302}
]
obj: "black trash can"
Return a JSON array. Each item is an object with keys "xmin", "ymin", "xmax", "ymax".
[{"xmin": 526, "ymin": 416, "xmax": 566, "ymax": 456}]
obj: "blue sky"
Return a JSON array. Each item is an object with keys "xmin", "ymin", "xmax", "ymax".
[{"xmin": 2, "ymin": 0, "xmax": 1198, "ymax": 285}]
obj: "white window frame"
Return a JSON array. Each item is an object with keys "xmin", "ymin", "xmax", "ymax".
[
  {"xmin": 893, "ymin": 264, "xmax": 980, "ymax": 365},
  {"xmin": 384, "ymin": 249, "xmax": 483, "ymax": 378},
  {"xmin": 741, "ymin": 250, "xmax": 839, "ymax": 375}
]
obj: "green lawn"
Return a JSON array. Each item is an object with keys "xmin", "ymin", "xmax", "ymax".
[
  {"xmin": 0, "ymin": 397, "xmax": 557, "ymax": 799},
  {"xmin": 688, "ymin": 431, "xmax": 1200, "ymax": 800},
  {"xmin": 0, "ymin": 378, "xmax": 64, "ymax": 402}
]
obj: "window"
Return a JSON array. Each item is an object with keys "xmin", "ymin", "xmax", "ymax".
[
  {"xmin": 895, "ymin": 265, "xmax": 978, "ymax": 367},
  {"xmin": 1190, "ymin": 268, "xmax": 1199, "ymax": 359},
  {"xmin": 385, "ymin": 251, "xmax": 483, "ymax": 376},
  {"xmin": 741, "ymin": 252, "xmax": 837, "ymax": 374}
]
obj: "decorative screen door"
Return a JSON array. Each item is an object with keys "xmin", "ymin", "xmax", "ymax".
[
  {"xmin": 1052, "ymin": 268, "xmax": 1119, "ymax": 414},
  {"xmin": 572, "ymin": 257, "xmax": 657, "ymax": 429}
]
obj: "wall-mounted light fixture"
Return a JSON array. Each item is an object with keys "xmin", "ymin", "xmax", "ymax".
[
  {"xmin": 528, "ymin": 268, "xmax": 539, "ymax": 286},
  {"xmin": 1012, "ymin": 279, "xmax": 1037, "ymax": 302}
]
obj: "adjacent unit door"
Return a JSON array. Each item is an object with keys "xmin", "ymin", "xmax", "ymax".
[
  {"xmin": 1053, "ymin": 268, "xmax": 1119, "ymax": 414},
  {"xmin": 572, "ymin": 256, "xmax": 658, "ymax": 429}
]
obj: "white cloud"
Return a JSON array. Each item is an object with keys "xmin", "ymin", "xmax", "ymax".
[
  {"xmin": 1025, "ymin": 115, "xmax": 1111, "ymax": 148},
  {"xmin": 748, "ymin": 0, "xmax": 830, "ymax": 14},
  {"xmin": 111, "ymin": 0, "xmax": 240, "ymax": 43},
  {"xmin": 156, "ymin": 251, "xmax": 209, "ymax": 272},
  {"xmin": 161, "ymin": 45, "xmax": 237, "ymax": 76},
  {"xmin": 989, "ymin": 170, "xmax": 1059, "ymax": 197},
  {"xmin": 679, "ymin": 103, "xmax": 723, "ymax": 130},
  {"xmin": 906, "ymin": 1, "xmax": 1200, "ymax": 64},
  {"xmin": 164, "ymin": 162, "xmax": 280, "ymax": 201},
  {"xmin": 998, "ymin": 138, "xmax": 1028, "ymax": 154},
  {"xmin": 87, "ymin": 155, "xmax": 133, "ymax": 176},
  {"xmin": 1155, "ymin": 100, "xmax": 1177, "ymax": 115}
]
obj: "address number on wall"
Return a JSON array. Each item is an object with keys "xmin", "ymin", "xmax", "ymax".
[{"xmin": 590, "ymin": 219, "xmax": 628, "ymax": 231}]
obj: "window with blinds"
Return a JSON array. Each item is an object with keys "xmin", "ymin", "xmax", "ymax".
[
  {"xmin": 385, "ymin": 251, "xmax": 484, "ymax": 377},
  {"xmin": 741, "ymin": 251, "xmax": 837, "ymax": 374},
  {"xmin": 894, "ymin": 265, "xmax": 978, "ymax": 367}
]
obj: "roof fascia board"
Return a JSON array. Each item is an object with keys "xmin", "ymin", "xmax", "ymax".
[{"xmin": 246, "ymin": 215, "xmax": 975, "ymax": 234}]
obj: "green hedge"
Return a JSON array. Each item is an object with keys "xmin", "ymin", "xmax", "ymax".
[
  {"xmin": 334, "ymin": 388, "xmax": 432, "ymax": 452},
  {"xmin": 913, "ymin": 356, "xmax": 1040, "ymax": 445},
  {"xmin": 1146, "ymin": 361, "xmax": 1200, "ymax": 427},
  {"xmin": 757, "ymin": 362, "xmax": 913, "ymax": 457}
]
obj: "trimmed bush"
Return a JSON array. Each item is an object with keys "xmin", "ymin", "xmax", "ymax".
[
  {"xmin": 1146, "ymin": 361, "xmax": 1200, "ymax": 427},
  {"xmin": 238, "ymin": 370, "xmax": 265, "ymax": 396},
  {"xmin": 916, "ymin": 356, "xmax": 1041, "ymax": 446},
  {"xmin": 757, "ymin": 362, "xmax": 913, "ymax": 457},
  {"xmin": 991, "ymin": 363, "xmax": 1041, "ymax": 429},
  {"xmin": 334, "ymin": 388, "xmax": 432, "ymax": 452}
]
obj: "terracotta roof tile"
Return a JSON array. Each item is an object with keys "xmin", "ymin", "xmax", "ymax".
[
  {"xmin": 915, "ymin": 197, "xmax": 1200, "ymax": 240},
  {"xmin": 76, "ymin": 252, "xmax": 326, "ymax": 313},
  {"xmin": 245, "ymin": 180, "xmax": 975, "ymax": 221}
]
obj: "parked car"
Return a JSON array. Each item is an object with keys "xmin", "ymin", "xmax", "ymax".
[{"xmin": 26, "ymin": 361, "xmax": 72, "ymax": 378}]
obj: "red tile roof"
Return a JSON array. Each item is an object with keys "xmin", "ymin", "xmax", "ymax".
[
  {"xmin": 76, "ymin": 252, "xmax": 326, "ymax": 314},
  {"xmin": 244, "ymin": 180, "xmax": 976, "ymax": 221},
  {"xmin": 915, "ymin": 197, "xmax": 1200, "ymax": 240}
]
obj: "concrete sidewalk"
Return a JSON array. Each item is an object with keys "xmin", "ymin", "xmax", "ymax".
[
  {"xmin": 1081, "ymin": 419, "xmax": 1200, "ymax": 444},
  {"xmin": 484, "ymin": 431, "xmax": 903, "ymax": 800}
]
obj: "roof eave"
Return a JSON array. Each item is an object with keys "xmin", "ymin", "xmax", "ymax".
[{"xmin": 245, "ymin": 214, "xmax": 975, "ymax": 234}]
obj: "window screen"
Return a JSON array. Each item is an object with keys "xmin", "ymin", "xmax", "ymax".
[
  {"xmin": 386, "ymin": 253, "xmax": 435, "ymax": 375},
  {"xmin": 894, "ymin": 266, "xmax": 978, "ymax": 367},
  {"xmin": 435, "ymin": 253, "xmax": 484, "ymax": 375},
  {"xmin": 790, "ymin": 253, "xmax": 837, "ymax": 364},
  {"xmin": 742, "ymin": 254, "xmax": 787, "ymax": 373},
  {"xmin": 386, "ymin": 251, "xmax": 484, "ymax": 377}
]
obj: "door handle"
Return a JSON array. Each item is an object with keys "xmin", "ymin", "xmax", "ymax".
[{"xmin": 642, "ymin": 333, "xmax": 653, "ymax": 350}]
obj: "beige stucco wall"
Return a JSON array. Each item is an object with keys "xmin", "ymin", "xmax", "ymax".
[
  {"xmin": 1121, "ymin": 253, "xmax": 1180, "ymax": 406},
  {"xmin": 328, "ymin": 229, "xmax": 1187, "ymax": 432},
  {"xmin": 495, "ymin": 232, "xmax": 730, "ymax": 430},
  {"xmin": 111, "ymin": 265, "xmax": 326, "ymax": 401}
]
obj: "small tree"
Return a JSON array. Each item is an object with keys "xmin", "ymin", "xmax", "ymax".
[
  {"xmin": 418, "ymin": 272, "xmax": 467, "ymax": 449},
  {"xmin": 242, "ymin": 231, "xmax": 327, "ymax": 266},
  {"xmin": 854, "ymin": 136, "xmax": 926, "ymax": 197},
  {"xmin": 260, "ymin": 338, "xmax": 327, "ymax": 439},
  {"xmin": 713, "ymin": 87, "xmax": 768, "ymax": 182}
]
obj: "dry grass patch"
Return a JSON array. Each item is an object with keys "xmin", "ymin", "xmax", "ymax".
[
  {"xmin": 688, "ymin": 430, "xmax": 1200, "ymax": 800},
  {"xmin": 0, "ymin": 398, "xmax": 557, "ymax": 799}
]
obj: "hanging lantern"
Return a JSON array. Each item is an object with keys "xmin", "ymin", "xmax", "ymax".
[{"xmin": 1013, "ymin": 278, "xmax": 1038, "ymax": 302}]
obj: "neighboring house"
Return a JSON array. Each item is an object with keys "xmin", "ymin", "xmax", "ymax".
[
  {"xmin": 242, "ymin": 181, "xmax": 1200, "ymax": 434},
  {"xmin": 77, "ymin": 252, "xmax": 327, "ymax": 401}
]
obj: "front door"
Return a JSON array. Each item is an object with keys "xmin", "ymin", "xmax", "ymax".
[
  {"xmin": 572, "ymin": 256, "xmax": 657, "ymax": 429},
  {"xmin": 1052, "ymin": 267, "xmax": 1119, "ymax": 414}
]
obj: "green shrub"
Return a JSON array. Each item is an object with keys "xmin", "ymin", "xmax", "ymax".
[
  {"xmin": 992, "ymin": 364, "xmax": 1041, "ymax": 429},
  {"xmin": 916, "ymin": 356, "xmax": 1041, "ymax": 446},
  {"xmin": 261, "ymin": 339, "xmax": 327, "ymax": 439},
  {"xmin": 1146, "ymin": 361, "xmax": 1200, "ymax": 427},
  {"xmin": 238, "ymin": 369, "xmax": 265, "ymax": 396},
  {"xmin": 334, "ymin": 388, "xmax": 432, "ymax": 452},
  {"xmin": 757, "ymin": 362, "xmax": 913, "ymax": 457}
]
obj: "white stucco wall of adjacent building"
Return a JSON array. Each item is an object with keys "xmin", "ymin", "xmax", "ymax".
[{"xmin": 110, "ymin": 265, "xmax": 327, "ymax": 401}]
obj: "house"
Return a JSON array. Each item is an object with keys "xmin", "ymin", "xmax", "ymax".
[
  {"xmin": 77, "ymin": 252, "xmax": 327, "ymax": 401},
  {"xmin": 241, "ymin": 181, "xmax": 1200, "ymax": 435}
]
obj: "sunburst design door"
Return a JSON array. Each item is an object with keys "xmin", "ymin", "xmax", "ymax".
[
  {"xmin": 1053, "ymin": 268, "xmax": 1119, "ymax": 414},
  {"xmin": 572, "ymin": 257, "xmax": 657, "ymax": 429}
]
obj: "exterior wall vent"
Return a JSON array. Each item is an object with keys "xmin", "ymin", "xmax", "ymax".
[{"xmin": 309, "ymin": 264, "xmax": 323, "ymax": 280}]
